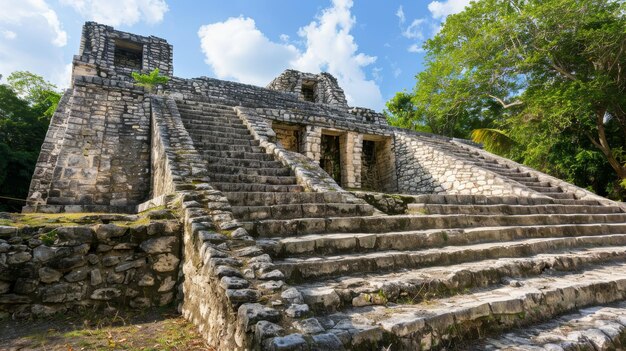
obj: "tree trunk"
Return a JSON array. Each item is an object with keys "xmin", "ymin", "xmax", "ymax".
[{"xmin": 587, "ymin": 109, "xmax": 626, "ymax": 181}]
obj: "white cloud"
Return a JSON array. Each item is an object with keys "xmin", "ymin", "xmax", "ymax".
[
  {"xmin": 372, "ymin": 67, "xmax": 383, "ymax": 83},
  {"xmin": 0, "ymin": 0, "xmax": 69, "ymax": 89},
  {"xmin": 428, "ymin": 0, "xmax": 472, "ymax": 19},
  {"xmin": 0, "ymin": 0, "xmax": 67, "ymax": 47},
  {"xmin": 408, "ymin": 44, "xmax": 424, "ymax": 53},
  {"xmin": 393, "ymin": 68, "xmax": 402, "ymax": 78},
  {"xmin": 60, "ymin": 0, "xmax": 169, "ymax": 26},
  {"xmin": 198, "ymin": 17, "xmax": 300, "ymax": 87},
  {"xmin": 1, "ymin": 30, "xmax": 16, "ymax": 40},
  {"xmin": 197, "ymin": 0, "xmax": 384, "ymax": 110},
  {"xmin": 396, "ymin": 6, "xmax": 405, "ymax": 24},
  {"xmin": 402, "ymin": 18, "xmax": 426, "ymax": 40},
  {"xmin": 279, "ymin": 34, "xmax": 290, "ymax": 42}
]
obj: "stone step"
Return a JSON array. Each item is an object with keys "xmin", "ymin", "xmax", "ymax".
[
  {"xmin": 294, "ymin": 247, "xmax": 626, "ymax": 312},
  {"xmin": 194, "ymin": 137, "xmax": 260, "ymax": 146},
  {"xmin": 274, "ymin": 234, "xmax": 626, "ymax": 282},
  {"xmin": 405, "ymin": 193, "xmax": 601, "ymax": 206},
  {"xmin": 472, "ymin": 301, "xmax": 626, "ymax": 350},
  {"xmin": 552, "ymin": 198, "xmax": 601, "ymax": 205},
  {"xmin": 212, "ymin": 182, "xmax": 304, "ymax": 193},
  {"xmin": 244, "ymin": 213, "xmax": 626, "ymax": 238},
  {"xmin": 188, "ymin": 130, "xmax": 255, "ymax": 142},
  {"xmin": 527, "ymin": 185, "xmax": 562, "ymax": 193},
  {"xmin": 223, "ymin": 192, "xmax": 347, "ymax": 206},
  {"xmin": 407, "ymin": 203, "xmax": 620, "ymax": 216},
  {"xmin": 181, "ymin": 116, "xmax": 245, "ymax": 128},
  {"xmin": 507, "ymin": 175, "xmax": 539, "ymax": 182},
  {"xmin": 279, "ymin": 263, "xmax": 626, "ymax": 350},
  {"xmin": 487, "ymin": 169, "xmax": 530, "ymax": 178},
  {"xmin": 210, "ymin": 173, "xmax": 297, "ymax": 185},
  {"xmin": 232, "ymin": 203, "xmax": 369, "ymax": 221},
  {"xmin": 516, "ymin": 180, "xmax": 553, "ymax": 188},
  {"xmin": 176, "ymin": 103, "xmax": 237, "ymax": 114},
  {"xmin": 544, "ymin": 192, "xmax": 577, "ymax": 199},
  {"xmin": 201, "ymin": 150, "xmax": 274, "ymax": 161},
  {"xmin": 196, "ymin": 143, "xmax": 263, "ymax": 153},
  {"xmin": 182, "ymin": 124, "xmax": 251, "ymax": 135},
  {"xmin": 264, "ymin": 223, "xmax": 626, "ymax": 257},
  {"xmin": 206, "ymin": 165, "xmax": 291, "ymax": 177},
  {"xmin": 204, "ymin": 156, "xmax": 284, "ymax": 169},
  {"xmin": 406, "ymin": 194, "xmax": 554, "ymax": 206}
]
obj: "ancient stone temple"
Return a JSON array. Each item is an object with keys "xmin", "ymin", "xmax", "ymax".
[{"xmin": 4, "ymin": 22, "xmax": 626, "ymax": 350}]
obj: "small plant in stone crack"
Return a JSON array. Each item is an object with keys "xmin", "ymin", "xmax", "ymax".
[
  {"xmin": 132, "ymin": 68, "xmax": 169, "ymax": 93},
  {"xmin": 40, "ymin": 229, "xmax": 58, "ymax": 245}
]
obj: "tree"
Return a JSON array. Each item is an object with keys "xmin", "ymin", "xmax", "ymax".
[
  {"xmin": 0, "ymin": 72, "xmax": 60, "ymax": 211},
  {"xmin": 131, "ymin": 68, "xmax": 169, "ymax": 93},
  {"xmin": 396, "ymin": 0, "xmax": 626, "ymax": 197}
]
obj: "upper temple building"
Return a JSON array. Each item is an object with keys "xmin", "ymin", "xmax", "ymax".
[{"xmin": 14, "ymin": 22, "xmax": 626, "ymax": 351}]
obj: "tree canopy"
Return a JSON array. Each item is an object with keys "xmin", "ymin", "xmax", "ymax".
[
  {"xmin": 0, "ymin": 72, "xmax": 60, "ymax": 211},
  {"xmin": 386, "ymin": 0, "xmax": 626, "ymax": 199}
]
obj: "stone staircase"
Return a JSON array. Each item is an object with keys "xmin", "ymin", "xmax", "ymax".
[
  {"xmin": 175, "ymin": 100, "xmax": 373, "ymax": 222},
  {"xmin": 174, "ymin": 102, "xmax": 626, "ymax": 349},
  {"xmin": 423, "ymin": 136, "xmax": 577, "ymax": 200},
  {"xmin": 254, "ymin": 192, "xmax": 626, "ymax": 350}
]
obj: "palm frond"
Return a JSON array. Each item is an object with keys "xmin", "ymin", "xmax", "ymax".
[{"xmin": 470, "ymin": 128, "xmax": 514, "ymax": 155}]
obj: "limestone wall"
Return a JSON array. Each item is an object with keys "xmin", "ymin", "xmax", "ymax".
[
  {"xmin": 74, "ymin": 22, "xmax": 173, "ymax": 81},
  {"xmin": 25, "ymin": 77, "xmax": 151, "ymax": 213},
  {"xmin": 394, "ymin": 131, "xmax": 539, "ymax": 197},
  {"xmin": 0, "ymin": 213, "xmax": 181, "ymax": 320}
]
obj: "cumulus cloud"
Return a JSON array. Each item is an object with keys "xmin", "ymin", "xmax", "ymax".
[
  {"xmin": 198, "ymin": 17, "xmax": 300, "ymax": 87},
  {"xmin": 428, "ymin": 0, "xmax": 473, "ymax": 19},
  {"xmin": 60, "ymin": 0, "xmax": 168, "ymax": 26},
  {"xmin": 197, "ymin": 0, "xmax": 384, "ymax": 110},
  {"xmin": 0, "ymin": 0, "xmax": 67, "ymax": 47}
]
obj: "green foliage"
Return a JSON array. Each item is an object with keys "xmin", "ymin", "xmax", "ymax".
[
  {"xmin": 0, "ymin": 72, "xmax": 60, "ymax": 211},
  {"xmin": 40, "ymin": 229, "xmax": 58, "ymax": 246},
  {"xmin": 131, "ymin": 68, "xmax": 169, "ymax": 93},
  {"xmin": 393, "ymin": 0, "xmax": 626, "ymax": 199},
  {"xmin": 471, "ymin": 128, "xmax": 514, "ymax": 155}
]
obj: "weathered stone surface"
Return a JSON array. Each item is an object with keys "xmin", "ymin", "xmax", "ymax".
[
  {"xmin": 152, "ymin": 254, "xmax": 179, "ymax": 272},
  {"xmin": 39, "ymin": 267, "xmax": 62, "ymax": 283},
  {"xmin": 95, "ymin": 224, "xmax": 127, "ymax": 241},
  {"xmin": 140, "ymin": 236, "xmax": 178, "ymax": 254},
  {"xmin": 90, "ymin": 288, "xmax": 122, "ymax": 301}
]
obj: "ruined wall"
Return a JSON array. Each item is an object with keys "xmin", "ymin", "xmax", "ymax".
[
  {"xmin": 26, "ymin": 77, "xmax": 151, "ymax": 213},
  {"xmin": 73, "ymin": 22, "xmax": 173, "ymax": 81},
  {"xmin": 0, "ymin": 214, "xmax": 181, "ymax": 320},
  {"xmin": 266, "ymin": 69, "xmax": 349, "ymax": 110},
  {"xmin": 394, "ymin": 132, "xmax": 537, "ymax": 197}
]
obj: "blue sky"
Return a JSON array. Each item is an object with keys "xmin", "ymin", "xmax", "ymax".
[{"xmin": 0, "ymin": 0, "xmax": 472, "ymax": 111}]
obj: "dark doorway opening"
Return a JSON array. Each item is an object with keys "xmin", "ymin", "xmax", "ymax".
[
  {"xmin": 361, "ymin": 140, "xmax": 380, "ymax": 191},
  {"xmin": 320, "ymin": 134, "xmax": 341, "ymax": 185},
  {"xmin": 301, "ymin": 80, "xmax": 317, "ymax": 102},
  {"xmin": 114, "ymin": 39, "xmax": 143, "ymax": 70}
]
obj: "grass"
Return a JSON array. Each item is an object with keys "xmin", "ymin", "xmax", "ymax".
[{"xmin": 1, "ymin": 307, "xmax": 212, "ymax": 351}]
